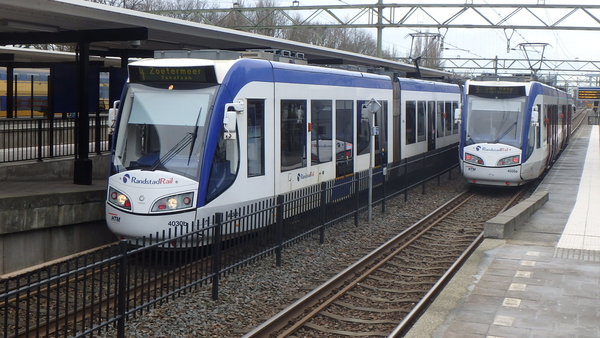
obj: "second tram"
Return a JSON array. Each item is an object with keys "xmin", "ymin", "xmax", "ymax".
[{"xmin": 458, "ymin": 80, "xmax": 572, "ymax": 186}]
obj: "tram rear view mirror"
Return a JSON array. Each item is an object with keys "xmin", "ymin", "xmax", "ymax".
[
  {"xmin": 108, "ymin": 100, "xmax": 120, "ymax": 134},
  {"xmin": 454, "ymin": 106, "xmax": 462, "ymax": 124},
  {"xmin": 223, "ymin": 102, "xmax": 244, "ymax": 136},
  {"xmin": 531, "ymin": 106, "xmax": 539, "ymax": 126}
]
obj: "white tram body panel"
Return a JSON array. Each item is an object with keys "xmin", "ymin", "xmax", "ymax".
[
  {"xmin": 397, "ymin": 78, "xmax": 461, "ymax": 159},
  {"xmin": 106, "ymin": 171, "xmax": 199, "ymax": 238},
  {"xmin": 461, "ymin": 144, "xmax": 523, "ymax": 186}
]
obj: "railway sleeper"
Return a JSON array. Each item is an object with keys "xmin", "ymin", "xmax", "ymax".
[
  {"xmin": 346, "ymin": 292, "xmax": 421, "ymax": 303},
  {"xmin": 408, "ymin": 244, "xmax": 463, "ymax": 253},
  {"xmin": 303, "ymin": 322, "xmax": 391, "ymax": 337},
  {"xmin": 383, "ymin": 262, "xmax": 447, "ymax": 271},
  {"xmin": 333, "ymin": 301, "xmax": 410, "ymax": 313},
  {"xmin": 420, "ymin": 235, "xmax": 474, "ymax": 243},
  {"xmin": 13, "ymin": 302, "xmax": 55, "ymax": 316},
  {"xmin": 367, "ymin": 275, "xmax": 435, "ymax": 286},
  {"xmin": 398, "ymin": 257, "xmax": 456, "ymax": 265},
  {"xmin": 319, "ymin": 311, "xmax": 400, "ymax": 324},
  {"xmin": 396, "ymin": 259, "xmax": 457, "ymax": 266},
  {"xmin": 356, "ymin": 284, "xmax": 427, "ymax": 294},
  {"xmin": 377, "ymin": 268, "xmax": 443, "ymax": 278}
]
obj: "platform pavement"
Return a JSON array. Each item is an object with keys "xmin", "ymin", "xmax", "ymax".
[{"xmin": 406, "ymin": 124, "xmax": 600, "ymax": 338}]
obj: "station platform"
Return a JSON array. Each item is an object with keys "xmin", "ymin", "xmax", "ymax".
[
  {"xmin": 0, "ymin": 155, "xmax": 113, "ymax": 275},
  {"xmin": 406, "ymin": 124, "xmax": 600, "ymax": 338}
]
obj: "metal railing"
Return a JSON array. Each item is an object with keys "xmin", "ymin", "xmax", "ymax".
[
  {"xmin": 0, "ymin": 115, "xmax": 110, "ymax": 163},
  {"xmin": 0, "ymin": 145, "xmax": 458, "ymax": 338}
]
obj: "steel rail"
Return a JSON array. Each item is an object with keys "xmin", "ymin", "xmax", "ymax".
[{"xmin": 388, "ymin": 232, "xmax": 484, "ymax": 338}]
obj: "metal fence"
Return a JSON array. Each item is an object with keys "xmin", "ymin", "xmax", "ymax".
[
  {"xmin": 0, "ymin": 145, "xmax": 458, "ymax": 338},
  {"xmin": 0, "ymin": 115, "xmax": 110, "ymax": 163}
]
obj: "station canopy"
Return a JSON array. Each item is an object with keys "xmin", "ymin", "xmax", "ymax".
[{"xmin": 0, "ymin": 0, "xmax": 449, "ymax": 77}]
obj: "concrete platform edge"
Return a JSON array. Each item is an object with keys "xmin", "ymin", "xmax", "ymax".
[
  {"xmin": 0, "ymin": 190, "xmax": 105, "ymax": 235},
  {"xmin": 483, "ymin": 191, "xmax": 549, "ymax": 239}
]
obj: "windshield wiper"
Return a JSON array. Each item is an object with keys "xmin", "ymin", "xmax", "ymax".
[
  {"xmin": 149, "ymin": 133, "xmax": 194, "ymax": 171},
  {"xmin": 149, "ymin": 108, "xmax": 204, "ymax": 171},
  {"xmin": 493, "ymin": 121, "xmax": 517, "ymax": 144},
  {"xmin": 188, "ymin": 108, "xmax": 203, "ymax": 165}
]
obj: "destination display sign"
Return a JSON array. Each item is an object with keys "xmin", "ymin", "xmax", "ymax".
[
  {"xmin": 469, "ymin": 84, "xmax": 526, "ymax": 97},
  {"xmin": 129, "ymin": 65, "xmax": 217, "ymax": 83},
  {"xmin": 578, "ymin": 88, "xmax": 600, "ymax": 100}
]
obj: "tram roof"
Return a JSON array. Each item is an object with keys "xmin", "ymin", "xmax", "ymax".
[{"xmin": 0, "ymin": 0, "xmax": 449, "ymax": 78}]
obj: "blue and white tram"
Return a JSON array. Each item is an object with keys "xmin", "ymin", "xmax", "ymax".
[
  {"xmin": 105, "ymin": 53, "xmax": 460, "ymax": 241},
  {"xmin": 458, "ymin": 80, "xmax": 572, "ymax": 186}
]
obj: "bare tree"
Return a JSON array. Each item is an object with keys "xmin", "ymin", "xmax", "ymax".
[
  {"xmin": 407, "ymin": 32, "xmax": 443, "ymax": 69},
  {"xmin": 250, "ymin": 0, "xmax": 285, "ymax": 37}
]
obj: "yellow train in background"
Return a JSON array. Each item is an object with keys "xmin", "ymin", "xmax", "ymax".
[{"xmin": 0, "ymin": 68, "xmax": 109, "ymax": 118}]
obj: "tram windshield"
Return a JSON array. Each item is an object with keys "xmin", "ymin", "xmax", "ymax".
[
  {"xmin": 465, "ymin": 97, "xmax": 526, "ymax": 148},
  {"xmin": 112, "ymin": 83, "xmax": 218, "ymax": 179}
]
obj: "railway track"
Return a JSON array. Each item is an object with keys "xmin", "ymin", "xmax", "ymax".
[{"xmin": 243, "ymin": 187, "xmax": 527, "ymax": 338}]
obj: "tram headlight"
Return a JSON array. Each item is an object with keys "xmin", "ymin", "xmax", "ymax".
[
  {"xmin": 497, "ymin": 155, "xmax": 520, "ymax": 166},
  {"xmin": 151, "ymin": 192, "xmax": 195, "ymax": 213},
  {"xmin": 464, "ymin": 153, "xmax": 484, "ymax": 165},
  {"xmin": 108, "ymin": 187, "xmax": 131, "ymax": 210}
]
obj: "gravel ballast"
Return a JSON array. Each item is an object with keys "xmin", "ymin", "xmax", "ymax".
[{"xmin": 100, "ymin": 172, "xmax": 469, "ymax": 338}]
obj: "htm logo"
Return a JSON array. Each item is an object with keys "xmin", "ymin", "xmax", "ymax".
[{"xmin": 109, "ymin": 213, "xmax": 121, "ymax": 223}]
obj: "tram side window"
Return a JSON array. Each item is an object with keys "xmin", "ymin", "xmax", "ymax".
[
  {"xmin": 437, "ymin": 102, "xmax": 445, "ymax": 138},
  {"xmin": 452, "ymin": 101, "xmax": 459, "ymax": 134},
  {"xmin": 207, "ymin": 128, "xmax": 240, "ymax": 202},
  {"xmin": 336, "ymin": 100, "xmax": 354, "ymax": 177},
  {"xmin": 406, "ymin": 101, "xmax": 416, "ymax": 144},
  {"xmin": 424, "ymin": 101, "xmax": 435, "ymax": 140},
  {"xmin": 544, "ymin": 104, "xmax": 551, "ymax": 145},
  {"xmin": 375, "ymin": 100, "xmax": 388, "ymax": 166},
  {"xmin": 417, "ymin": 101, "xmax": 426, "ymax": 142},
  {"xmin": 357, "ymin": 100, "xmax": 371, "ymax": 156},
  {"xmin": 311, "ymin": 100, "xmax": 333, "ymax": 164},
  {"xmin": 527, "ymin": 118, "xmax": 535, "ymax": 159},
  {"xmin": 536, "ymin": 104, "xmax": 541, "ymax": 149},
  {"xmin": 247, "ymin": 99, "xmax": 265, "ymax": 177},
  {"xmin": 281, "ymin": 99, "xmax": 307, "ymax": 171},
  {"xmin": 444, "ymin": 102, "xmax": 453, "ymax": 135}
]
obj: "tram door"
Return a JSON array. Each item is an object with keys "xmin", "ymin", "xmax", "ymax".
[
  {"xmin": 335, "ymin": 100, "xmax": 354, "ymax": 178},
  {"xmin": 310, "ymin": 100, "xmax": 334, "ymax": 183},
  {"xmin": 427, "ymin": 101, "xmax": 436, "ymax": 151}
]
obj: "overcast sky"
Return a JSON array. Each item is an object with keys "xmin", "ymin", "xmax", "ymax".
[{"xmin": 205, "ymin": 0, "xmax": 600, "ymax": 64}]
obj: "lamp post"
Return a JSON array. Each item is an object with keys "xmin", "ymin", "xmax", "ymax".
[{"xmin": 364, "ymin": 98, "xmax": 381, "ymax": 223}]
